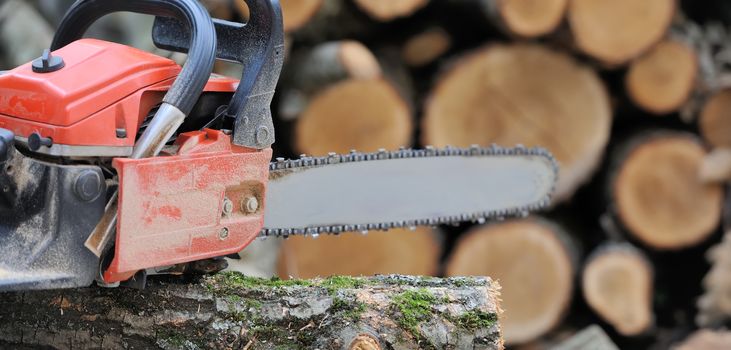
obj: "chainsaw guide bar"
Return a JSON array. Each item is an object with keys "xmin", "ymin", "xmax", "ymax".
[{"xmin": 261, "ymin": 145, "xmax": 558, "ymax": 238}]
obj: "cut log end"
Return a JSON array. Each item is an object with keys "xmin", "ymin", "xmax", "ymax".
[
  {"xmin": 352, "ymin": 0, "xmax": 430, "ymax": 21},
  {"xmin": 582, "ymin": 244, "xmax": 654, "ymax": 336},
  {"xmin": 445, "ymin": 218, "xmax": 574, "ymax": 345},
  {"xmin": 339, "ymin": 41, "xmax": 383, "ymax": 79},
  {"xmin": 349, "ymin": 334, "xmax": 382, "ymax": 350},
  {"xmin": 568, "ymin": 0, "xmax": 676, "ymax": 65},
  {"xmin": 700, "ymin": 88, "xmax": 731, "ymax": 148},
  {"xmin": 498, "ymin": 0, "xmax": 568, "ymax": 37},
  {"xmin": 295, "ymin": 78, "xmax": 412, "ymax": 155},
  {"xmin": 401, "ymin": 27, "xmax": 452, "ymax": 67},
  {"xmin": 675, "ymin": 329, "xmax": 731, "ymax": 350},
  {"xmin": 422, "ymin": 44, "xmax": 611, "ymax": 202},
  {"xmin": 612, "ymin": 133, "xmax": 723, "ymax": 249},
  {"xmin": 277, "ymin": 227, "xmax": 440, "ymax": 279},
  {"xmin": 280, "ymin": 0, "xmax": 324, "ymax": 32},
  {"xmin": 626, "ymin": 40, "xmax": 698, "ymax": 114}
]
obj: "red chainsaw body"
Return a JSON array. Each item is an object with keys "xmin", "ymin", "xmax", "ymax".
[
  {"xmin": 0, "ymin": 39, "xmax": 238, "ymax": 147},
  {"xmin": 0, "ymin": 39, "xmax": 270, "ymax": 283},
  {"xmin": 106, "ymin": 129, "xmax": 271, "ymax": 282}
]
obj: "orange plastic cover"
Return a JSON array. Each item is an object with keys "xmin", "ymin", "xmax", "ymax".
[{"xmin": 0, "ymin": 38, "xmax": 180, "ymax": 126}]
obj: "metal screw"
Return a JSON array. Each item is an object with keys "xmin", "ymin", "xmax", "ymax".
[
  {"xmin": 219, "ymin": 227, "xmax": 229, "ymax": 240},
  {"xmin": 242, "ymin": 196, "xmax": 259, "ymax": 214},
  {"xmin": 222, "ymin": 197, "xmax": 233, "ymax": 216}
]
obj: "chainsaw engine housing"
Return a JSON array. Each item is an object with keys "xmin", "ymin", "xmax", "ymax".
[{"xmin": 0, "ymin": 0, "xmax": 284, "ymax": 291}]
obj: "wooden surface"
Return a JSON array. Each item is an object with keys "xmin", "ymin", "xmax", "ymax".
[
  {"xmin": 582, "ymin": 244, "xmax": 654, "ymax": 336},
  {"xmin": 277, "ymin": 227, "xmax": 440, "ymax": 279},
  {"xmin": 445, "ymin": 218, "xmax": 575, "ymax": 345},
  {"xmin": 567, "ymin": 0, "xmax": 675, "ymax": 65},
  {"xmin": 611, "ymin": 132, "xmax": 723, "ymax": 249},
  {"xmin": 295, "ymin": 78, "xmax": 412, "ymax": 155},
  {"xmin": 0, "ymin": 274, "xmax": 503, "ymax": 350},
  {"xmin": 422, "ymin": 43, "xmax": 611, "ymax": 202},
  {"xmin": 626, "ymin": 39, "xmax": 698, "ymax": 114}
]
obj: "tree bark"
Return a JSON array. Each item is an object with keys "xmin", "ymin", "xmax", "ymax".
[
  {"xmin": 567, "ymin": 0, "xmax": 675, "ymax": 66},
  {"xmin": 444, "ymin": 218, "xmax": 576, "ymax": 345},
  {"xmin": 421, "ymin": 43, "xmax": 611, "ymax": 203},
  {"xmin": 0, "ymin": 274, "xmax": 503, "ymax": 350},
  {"xmin": 581, "ymin": 243, "xmax": 654, "ymax": 336},
  {"xmin": 697, "ymin": 231, "xmax": 731, "ymax": 327},
  {"xmin": 607, "ymin": 131, "xmax": 724, "ymax": 250}
]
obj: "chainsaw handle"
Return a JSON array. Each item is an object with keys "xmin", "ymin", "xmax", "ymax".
[
  {"xmin": 50, "ymin": 0, "xmax": 216, "ymax": 116},
  {"xmin": 152, "ymin": 0, "xmax": 285, "ymax": 149}
]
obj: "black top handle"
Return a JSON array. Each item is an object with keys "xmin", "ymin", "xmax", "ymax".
[
  {"xmin": 50, "ymin": 0, "xmax": 217, "ymax": 117},
  {"xmin": 152, "ymin": 0, "xmax": 285, "ymax": 149}
]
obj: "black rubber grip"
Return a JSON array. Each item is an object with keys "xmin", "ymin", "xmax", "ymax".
[{"xmin": 50, "ymin": 0, "xmax": 216, "ymax": 115}]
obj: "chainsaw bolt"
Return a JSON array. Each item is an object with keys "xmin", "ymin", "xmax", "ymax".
[
  {"xmin": 255, "ymin": 126, "xmax": 270, "ymax": 145},
  {"xmin": 242, "ymin": 196, "xmax": 259, "ymax": 214},
  {"xmin": 219, "ymin": 227, "xmax": 229, "ymax": 240},
  {"xmin": 74, "ymin": 170, "xmax": 102, "ymax": 202},
  {"xmin": 222, "ymin": 198, "xmax": 234, "ymax": 216}
]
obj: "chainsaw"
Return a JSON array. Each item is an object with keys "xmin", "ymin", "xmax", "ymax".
[{"xmin": 0, "ymin": 0, "xmax": 557, "ymax": 291}]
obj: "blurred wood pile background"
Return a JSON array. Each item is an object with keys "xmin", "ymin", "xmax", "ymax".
[{"xmin": 5, "ymin": 0, "xmax": 731, "ymax": 348}]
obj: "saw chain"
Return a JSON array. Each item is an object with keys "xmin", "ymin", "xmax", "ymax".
[{"xmin": 260, "ymin": 144, "xmax": 558, "ymax": 238}]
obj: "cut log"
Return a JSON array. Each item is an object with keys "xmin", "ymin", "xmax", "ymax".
[
  {"xmin": 288, "ymin": 0, "xmax": 371, "ymax": 44},
  {"xmin": 352, "ymin": 0, "xmax": 430, "ymax": 22},
  {"xmin": 567, "ymin": 0, "xmax": 676, "ymax": 65},
  {"xmin": 489, "ymin": 0, "xmax": 568, "ymax": 38},
  {"xmin": 700, "ymin": 88, "xmax": 731, "ymax": 148},
  {"xmin": 581, "ymin": 244, "xmax": 654, "ymax": 336},
  {"xmin": 401, "ymin": 26, "xmax": 452, "ymax": 68},
  {"xmin": 609, "ymin": 131, "xmax": 723, "ymax": 250},
  {"xmin": 626, "ymin": 39, "xmax": 698, "ymax": 115},
  {"xmin": 445, "ymin": 218, "xmax": 575, "ymax": 345},
  {"xmin": 277, "ymin": 228, "xmax": 440, "ymax": 278},
  {"xmin": 279, "ymin": 40, "xmax": 382, "ymax": 120},
  {"xmin": 674, "ymin": 329, "xmax": 731, "ymax": 350},
  {"xmin": 280, "ymin": 0, "xmax": 325, "ymax": 32},
  {"xmin": 0, "ymin": 274, "xmax": 503, "ymax": 349},
  {"xmin": 700, "ymin": 147, "xmax": 731, "ymax": 184},
  {"xmin": 422, "ymin": 44, "xmax": 611, "ymax": 202},
  {"xmin": 295, "ymin": 78, "xmax": 413, "ymax": 155}
]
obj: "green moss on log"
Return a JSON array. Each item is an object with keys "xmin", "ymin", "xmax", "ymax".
[
  {"xmin": 392, "ymin": 288, "xmax": 439, "ymax": 334},
  {"xmin": 451, "ymin": 310, "xmax": 499, "ymax": 331}
]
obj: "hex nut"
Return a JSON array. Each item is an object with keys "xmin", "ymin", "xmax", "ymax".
[
  {"xmin": 219, "ymin": 227, "xmax": 229, "ymax": 240},
  {"xmin": 242, "ymin": 196, "xmax": 259, "ymax": 214},
  {"xmin": 222, "ymin": 198, "xmax": 234, "ymax": 216}
]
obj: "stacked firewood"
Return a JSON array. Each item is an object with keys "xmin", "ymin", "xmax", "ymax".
[
  {"xmin": 258, "ymin": 1, "xmax": 731, "ymax": 349},
  {"xmin": 4, "ymin": 0, "xmax": 731, "ymax": 348}
]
